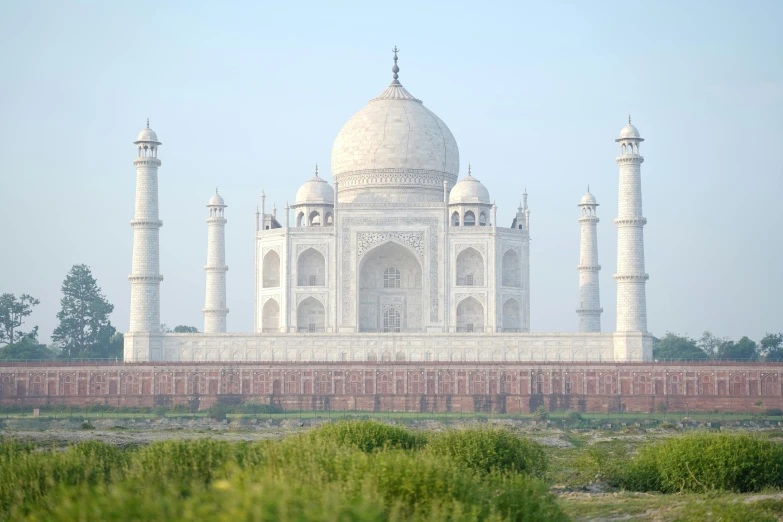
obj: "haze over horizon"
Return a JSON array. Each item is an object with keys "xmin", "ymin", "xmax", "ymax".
[{"xmin": 1, "ymin": 1, "xmax": 781, "ymax": 344}]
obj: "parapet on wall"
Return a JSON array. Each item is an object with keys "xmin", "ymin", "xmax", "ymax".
[
  {"xmin": 124, "ymin": 332, "xmax": 653, "ymax": 363},
  {"xmin": 0, "ymin": 361, "xmax": 779, "ymax": 413}
]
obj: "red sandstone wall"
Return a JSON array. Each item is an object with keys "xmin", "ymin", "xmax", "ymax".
[{"xmin": 0, "ymin": 362, "xmax": 780, "ymax": 413}]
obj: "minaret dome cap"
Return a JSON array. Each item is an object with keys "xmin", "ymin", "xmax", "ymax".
[
  {"xmin": 616, "ymin": 116, "xmax": 643, "ymax": 142},
  {"xmin": 208, "ymin": 188, "xmax": 226, "ymax": 207},
  {"xmin": 134, "ymin": 120, "xmax": 161, "ymax": 144},
  {"xmin": 579, "ymin": 190, "xmax": 598, "ymax": 206}
]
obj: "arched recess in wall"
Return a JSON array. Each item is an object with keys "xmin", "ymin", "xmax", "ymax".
[
  {"xmin": 297, "ymin": 297, "xmax": 325, "ymax": 333},
  {"xmin": 463, "ymin": 210, "xmax": 475, "ymax": 226},
  {"xmin": 297, "ymin": 248, "xmax": 325, "ymax": 286},
  {"xmin": 263, "ymin": 250, "xmax": 280, "ymax": 288},
  {"xmin": 502, "ymin": 298, "xmax": 521, "ymax": 332},
  {"xmin": 456, "ymin": 296, "xmax": 484, "ymax": 333},
  {"xmin": 358, "ymin": 241, "xmax": 423, "ymax": 333},
  {"xmin": 455, "ymin": 247, "xmax": 484, "ymax": 286},
  {"xmin": 451, "ymin": 211, "xmax": 460, "ymax": 226},
  {"xmin": 297, "ymin": 212, "xmax": 305, "ymax": 227},
  {"xmin": 502, "ymin": 249, "xmax": 521, "ymax": 287},
  {"xmin": 262, "ymin": 298, "xmax": 280, "ymax": 332},
  {"xmin": 309, "ymin": 211, "xmax": 321, "ymax": 226}
]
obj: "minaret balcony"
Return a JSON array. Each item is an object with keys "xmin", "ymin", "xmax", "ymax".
[{"xmin": 615, "ymin": 154, "xmax": 644, "ymax": 165}]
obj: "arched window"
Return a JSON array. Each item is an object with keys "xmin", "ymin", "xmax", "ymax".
[
  {"xmin": 456, "ymin": 247, "xmax": 484, "ymax": 286},
  {"xmin": 622, "ymin": 144, "xmax": 627, "ymax": 154},
  {"xmin": 451, "ymin": 211, "xmax": 460, "ymax": 226},
  {"xmin": 263, "ymin": 250, "xmax": 280, "ymax": 288},
  {"xmin": 309, "ymin": 211, "xmax": 321, "ymax": 226},
  {"xmin": 464, "ymin": 211, "xmax": 475, "ymax": 226},
  {"xmin": 479, "ymin": 212, "xmax": 487, "ymax": 226},
  {"xmin": 383, "ymin": 267, "xmax": 401, "ymax": 288},
  {"xmin": 297, "ymin": 212, "xmax": 305, "ymax": 227},
  {"xmin": 297, "ymin": 248, "xmax": 325, "ymax": 286},
  {"xmin": 383, "ymin": 307, "xmax": 401, "ymax": 333},
  {"xmin": 325, "ymin": 212, "xmax": 333, "ymax": 225}
]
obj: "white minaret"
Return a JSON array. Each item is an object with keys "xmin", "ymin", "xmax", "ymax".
[
  {"xmin": 614, "ymin": 116, "xmax": 649, "ymax": 332},
  {"xmin": 128, "ymin": 120, "xmax": 163, "ymax": 334},
  {"xmin": 203, "ymin": 189, "xmax": 229, "ymax": 333},
  {"xmin": 577, "ymin": 188, "xmax": 602, "ymax": 332}
]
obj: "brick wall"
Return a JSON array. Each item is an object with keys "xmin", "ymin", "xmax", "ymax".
[{"xmin": 1, "ymin": 361, "xmax": 779, "ymax": 413}]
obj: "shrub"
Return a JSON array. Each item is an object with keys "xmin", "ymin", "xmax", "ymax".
[
  {"xmin": 566, "ymin": 411, "xmax": 583, "ymax": 422},
  {"xmin": 233, "ymin": 401, "xmax": 281, "ymax": 414},
  {"xmin": 425, "ymin": 426, "xmax": 547, "ymax": 477},
  {"xmin": 618, "ymin": 433, "xmax": 783, "ymax": 493},
  {"xmin": 532, "ymin": 405, "xmax": 548, "ymax": 421},
  {"xmin": 307, "ymin": 420, "xmax": 422, "ymax": 452},
  {"xmin": 765, "ymin": 408, "xmax": 783, "ymax": 417},
  {"xmin": 81, "ymin": 421, "xmax": 95, "ymax": 430},
  {"xmin": 152, "ymin": 406, "xmax": 168, "ymax": 417},
  {"xmin": 206, "ymin": 403, "xmax": 227, "ymax": 421}
]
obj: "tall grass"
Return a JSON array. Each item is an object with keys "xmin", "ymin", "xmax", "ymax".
[
  {"xmin": 425, "ymin": 426, "xmax": 547, "ymax": 477},
  {"xmin": 0, "ymin": 421, "xmax": 563, "ymax": 521},
  {"xmin": 615, "ymin": 433, "xmax": 783, "ymax": 493}
]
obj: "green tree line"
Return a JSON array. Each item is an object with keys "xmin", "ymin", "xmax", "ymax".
[
  {"xmin": 653, "ymin": 331, "xmax": 783, "ymax": 361},
  {"xmin": 0, "ymin": 264, "xmax": 199, "ymax": 361}
]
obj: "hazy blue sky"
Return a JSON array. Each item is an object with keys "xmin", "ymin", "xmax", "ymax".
[{"xmin": 1, "ymin": 1, "xmax": 781, "ymax": 343}]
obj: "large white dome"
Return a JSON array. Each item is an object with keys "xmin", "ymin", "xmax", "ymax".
[{"xmin": 330, "ymin": 53, "xmax": 459, "ymax": 203}]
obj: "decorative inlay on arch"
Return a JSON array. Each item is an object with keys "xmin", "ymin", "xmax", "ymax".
[
  {"xmin": 260, "ymin": 294, "xmax": 280, "ymax": 306},
  {"xmin": 501, "ymin": 244, "xmax": 522, "ymax": 256},
  {"xmin": 455, "ymin": 243, "xmax": 486, "ymax": 256},
  {"xmin": 262, "ymin": 245, "xmax": 282, "ymax": 258},
  {"xmin": 296, "ymin": 293, "xmax": 328, "ymax": 307},
  {"xmin": 501, "ymin": 293, "xmax": 523, "ymax": 306},
  {"xmin": 357, "ymin": 232, "xmax": 424, "ymax": 260},
  {"xmin": 455, "ymin": 292, "xmax": 486, "ymax": 305},
  {"xmin": 296, "ymin": 244, "xmax": 327, "ymax": 258}
]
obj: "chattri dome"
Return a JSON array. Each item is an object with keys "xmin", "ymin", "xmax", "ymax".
[
  {"xmin": 618, "ymin": 116, "xmax": 641, "ymax": 140},
  {"xmin": 449, "ymin": 167, "xmax": 490, "ymax": 204},
  {"xmin": 579, "ymin": 190, "xmax": 597, "ymax": 206},
  {"xmin": 208, "ymin": 190, "xmax": 225, "ymax": 207},
  {"xmin": 135, "ymin": 120, "xmax": 160, "ymax": 144},
  {"xmin": 295, "ymin": 167, "xmax": 334, "ymax": 205},
  {"xmin": 330, "ymin": 49, "xmax": 459, "ymax": 203}
]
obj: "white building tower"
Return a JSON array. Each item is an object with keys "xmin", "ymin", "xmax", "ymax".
[
  {"xmin": 203, "ymin": 189, "xmax": 229, "ymax": 333},
  {"xmin": 125, "ymin": 121, "xmax": 163, "ymax": 361},
  {"xmin": 577, "ymin": 188, "xmax": 602, "ymax": 332},
  {"xmin": 614, "ymin": 116, "xmax": 649, "ymax": 333}
]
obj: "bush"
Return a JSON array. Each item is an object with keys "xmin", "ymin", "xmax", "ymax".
[
  {"xmin": 765, "ymin": 408, "xmax": 783, "ymax": 417},
  {"xmin": 533, "ymin": 405, "xmax": 548, "ymax": 421},
  {"xmin": 566, "ymin": 411, "xmax": 583, "ymax": 422},
  {"xmin": 81, "ymin": 421, "xmax": 95, "ymax": 430},
  {"xmin": 152, "ymin": 406, "xmax": 168, "ymax": 417},
  {"xmin": 233, "ymin": 401, "xmax": 281, "ymax": 414},
  {"xmin": 307, "ymin": 420, "xmax": 422, "ymax": 452},
  {"xmin": 425, "ymin": 426, "xmax": 547, "ymax": 477},
  {"xmin": 206, "ymin": 404, "xmax": 227, "ymax": 421},
  {"xmin": 618, "ymin": 433, "xmax": 783, "ymax": 493}
]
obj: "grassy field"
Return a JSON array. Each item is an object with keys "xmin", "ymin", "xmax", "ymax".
[{"xmin": 2, "ymin": 418, "xmax": 783, "ymax": 520}]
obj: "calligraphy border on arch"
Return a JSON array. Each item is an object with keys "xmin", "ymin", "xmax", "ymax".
[{"xmin": 342, "ymin": 217, "xmax": 439, "ymax": 323}]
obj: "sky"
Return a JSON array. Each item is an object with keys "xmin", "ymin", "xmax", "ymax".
[{"xmin": 1, "ymin": 0, "xmax": 781, "ymax": 344}]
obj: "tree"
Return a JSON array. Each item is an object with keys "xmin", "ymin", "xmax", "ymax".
[
  {"xmin": 717, "ymin": 336, "xmax": 758, "ymax": 361},
  {"xmin": 0, "ymin": 293, "xmax": 40, "ymax": 345},
  {"xmin": 173, "ymin": 325, "xmax": 199, "ymax": 333},
  {"xmin": 760, "ymin": 333, "xmax": 783, "ymax": 361},
  {"xmin": 652, "ymin": 333, "xmax": 708, "ymax": 360},
  {"xmin": 0, "ymin": 335, "xmax": 54, "ymax": 361},
  {"xmin": 52, "ymin": 265, "xmax": 116, "ymax": 358},
  {"xmin": 697, "ymin": 331, "xmax": 726, "ymax": 358}
]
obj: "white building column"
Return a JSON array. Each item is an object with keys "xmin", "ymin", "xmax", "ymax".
[
  {"xmin": 614, "ymin": 116, "xmax": 649, "ymax": 333},
  {"xmin": 203, "ymin": 189, "xmax": 229, "ymax": 332},
  {"xmin": 125, "ymin": 121, "xmax": 163, "ymax": 361},
  {"xmin": 577, "ymin": 188, "xmax": 602, "ymax": 332}
]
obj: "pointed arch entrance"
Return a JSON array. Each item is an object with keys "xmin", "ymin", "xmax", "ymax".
[{"xmin": 358, "ymin": 241, "xmax": 423, "ymax": 332}]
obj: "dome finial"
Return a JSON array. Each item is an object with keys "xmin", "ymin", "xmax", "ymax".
[
  {"xmin": 628, "ymin": 114, "xmax": 631, "ymax": 124},
  {"xmin": 216, "ymin": 186, "xmax": 219, "ymax": 195},
  {"xmin": 587, "ymin": 184, "xmax": 590, "ymax": 193},
  {"xmin": 391, "ymin": 45, "xmax": 400, "ymax": 84},
  {"xmin": 146, "ymin": 118, "xmax": 150, "ymax": 129},
  {"xmin": 315, "ymin": 163, "xmax": 319, "ymax": 177},
  {"xmin": 468, "ymin": 163, "xmax": 472, "ymax": 177}
]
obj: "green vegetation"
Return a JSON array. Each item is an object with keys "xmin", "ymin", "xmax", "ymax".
[
  {"xmin": 425, "ymin": 426, "xmax": 547, "ymax": 477},
  {"xmin": 576, "ymin": 433, "xmax": 783, "ymax": 493},
  {"xmin": 0, "ymin": 422, "xmax": 565, "ymax": 521}
]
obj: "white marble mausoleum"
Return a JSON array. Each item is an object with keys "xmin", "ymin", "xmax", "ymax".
[{"xmin": 124, "ymin": 49, "xmax": 653, "ymax": 363}]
